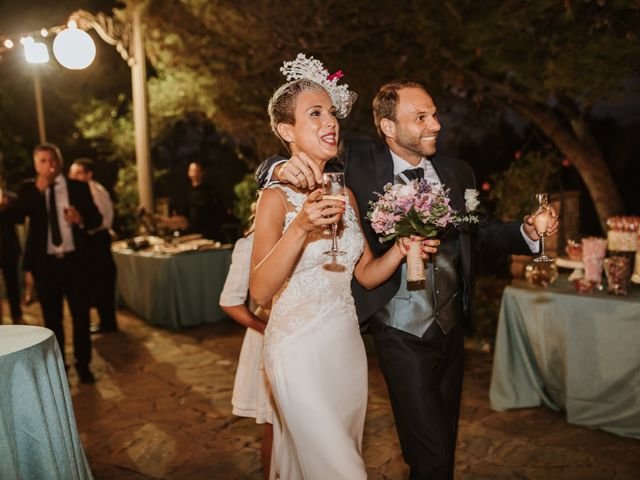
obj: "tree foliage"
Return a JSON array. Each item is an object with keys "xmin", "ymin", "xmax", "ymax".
[
  {"xmin": 232, "ymin": 173, "xmax": 258, "ymax": 231},
  {"xmin": 0, "ymin": 88, "xmax": 31, "ymax": 187},
  {"xmin": 139, "ymin": 0, "xmax": 639, "ymax": 229},
  {"xmin": 63, "ymin": 0, "xmax": 640, "ymax": 230},
  {"xmin": 489, "ymin": 150, "xmax": 561, "ymax": 222}
]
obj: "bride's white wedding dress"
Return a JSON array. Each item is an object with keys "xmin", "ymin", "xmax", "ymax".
[{"xmin": 264, "ymin": 186, "xmax": 367, "ymax": 480}]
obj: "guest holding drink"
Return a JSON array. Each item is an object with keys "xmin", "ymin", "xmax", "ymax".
[{"xmin": 0, "ymin": 143, "xmax": 102, "ymax": 383}]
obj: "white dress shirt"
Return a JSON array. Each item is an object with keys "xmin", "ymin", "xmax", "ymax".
[
  {"xmin": 89, "ymin": 180, "xmax": 114, "ymax": 229},
  {"xmin": 389, "ymin": 150, "xmax": 539, "ymax": 253},
  {"xmin": 45, "ymin": 174, "xmax": 75, "ymax": 255},
  {"xmin": 391, "ymin": 151, "xmax": 439, "ymax": 185}
]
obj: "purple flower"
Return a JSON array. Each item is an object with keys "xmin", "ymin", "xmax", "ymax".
[{"xmin": 366, "ymin": 178, "xmax": 478, "ymax": 241}]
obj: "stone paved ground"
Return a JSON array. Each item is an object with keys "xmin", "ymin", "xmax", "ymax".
[{"xmin": 6, "ymin": 305, "xmax": 639, "ymax": 479}]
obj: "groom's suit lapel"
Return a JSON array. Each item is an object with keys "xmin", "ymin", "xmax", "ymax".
[
  {"xmin": 375, "ymin": 144, "xmax": 395, "ymax": 191},
  {"xmin": 431, "ymin": 157, "xmax": 465, "ymax": 213},
  {"xmin": 431, "ymin": 156, "xmax": 472, "ymax": 289}
]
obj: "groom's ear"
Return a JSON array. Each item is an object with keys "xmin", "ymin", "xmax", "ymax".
[
  {"xmin": 380, "ymin": 118, "xmax": 395, "ymax": 139},
  {"xmin": 276, "ymin": 123, "xmax": 295, "ymax": 144}
]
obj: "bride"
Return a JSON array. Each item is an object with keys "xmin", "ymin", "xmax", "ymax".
[{"xmin": 250, "ymin": 55, "xmax": 426, "ymax": 479}]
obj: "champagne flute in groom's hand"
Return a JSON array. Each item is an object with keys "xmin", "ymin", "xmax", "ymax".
[{"xmin": 531, "ymin": 193, "xmax": 554, "ymax": 263}]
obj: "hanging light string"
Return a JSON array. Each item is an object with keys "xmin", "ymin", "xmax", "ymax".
[{"xmin": 0, "ymin": 24, "xmax": 66, "ymax": 57}]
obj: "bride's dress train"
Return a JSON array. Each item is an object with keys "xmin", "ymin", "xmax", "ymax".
[{"xmin": 264, "ymin": 186, "xmax": 367, "ymax": 480}]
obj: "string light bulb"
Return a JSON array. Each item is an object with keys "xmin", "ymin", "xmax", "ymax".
[{"xmin": 24, "ymin": 40, "xmax": 49, "ymax": 64}]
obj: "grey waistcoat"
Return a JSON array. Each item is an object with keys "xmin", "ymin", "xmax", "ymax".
[{"xmin": 373, "ymin": 231, "xmax": 463, "ymax": 337}]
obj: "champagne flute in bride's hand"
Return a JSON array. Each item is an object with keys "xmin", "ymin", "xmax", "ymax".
[
  {"xmin": 531, "ymin": 193, "xmax": 553, "ymax": 263},
  {"xmin": 322, "ymin": 172, "xmax": 346, "ymax": 256}
]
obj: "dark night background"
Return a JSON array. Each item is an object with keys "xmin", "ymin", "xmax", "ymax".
[{"xmin": 1, "ymin": 0, "xmax": 639, "ymax": 241}]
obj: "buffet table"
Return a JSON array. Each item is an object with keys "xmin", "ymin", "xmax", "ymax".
[
  {"xmin": 113, "ymin": 247, "xmax": 232, "ymax": 329},
  {"xmin": 489, "ymin": 281, "xmax": 640, "ymax": 438},
  {"xmin": 0, "ymin": 325, "xmax": 93, "ymax": 479}
]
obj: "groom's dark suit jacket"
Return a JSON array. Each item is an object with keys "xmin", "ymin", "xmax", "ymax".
[
  {"xmin": 343, "ymin": 139, "xmax": 531, "ymax": 327},
  {"xmin": 256, "ymin": 139, "xmax": 532, "ymax": 329}
]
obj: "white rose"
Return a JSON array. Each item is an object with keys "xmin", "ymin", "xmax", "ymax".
[
  {"xmin": 464, "ymin": 189, "xmax": 480, "ymax": 212},
  {"xmin": 396, "ymin": 184, "xmax": 415, "ymax": 199}
]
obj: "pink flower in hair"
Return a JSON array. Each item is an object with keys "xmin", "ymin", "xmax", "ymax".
[{"xmin": 327, "ymin": 70, "xmax": 344, "ymax": 81}]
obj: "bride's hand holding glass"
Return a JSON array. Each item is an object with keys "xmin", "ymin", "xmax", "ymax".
[
  {"xmin": 292, "ymin": 189, "xmax": 345, "ymax": 233},
  {"xmin": 321, "ymin": 172, "xmax": 348, "ymax": 256}
]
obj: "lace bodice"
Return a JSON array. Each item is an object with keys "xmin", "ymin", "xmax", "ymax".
[{"xmin": 264, "ymin": 185, "xmax": 365, "ymax": 356}]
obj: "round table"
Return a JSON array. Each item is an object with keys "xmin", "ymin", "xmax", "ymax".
[{"xmin": 0, "ymin": 325, "xmax": 93, "ymax": 479}]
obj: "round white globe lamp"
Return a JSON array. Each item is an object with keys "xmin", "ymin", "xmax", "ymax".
[{"xmin": 53, "ymin": 21, "xmax": 96, "ymax": 70}]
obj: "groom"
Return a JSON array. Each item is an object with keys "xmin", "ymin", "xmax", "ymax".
[{"xmin": 257, "ymin": 80, "xmax": 557, "ymax": 480}]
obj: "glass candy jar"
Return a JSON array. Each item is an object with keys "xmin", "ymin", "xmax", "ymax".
[{"xmin": 525, "ymin": 261, "xmax": 558, "ymax": 288}]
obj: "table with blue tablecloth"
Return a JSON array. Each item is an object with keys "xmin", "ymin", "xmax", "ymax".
[
  {"xmin": 0, "ymin": 325, "xmax": 93, "ymax": 480},
  {"xmin": 490, "ymin": 281, "xmax": 640, "ymax": 439},
  {"xmin": 113, "ymin": 247, "xmax": 232, "ymax": 329}
]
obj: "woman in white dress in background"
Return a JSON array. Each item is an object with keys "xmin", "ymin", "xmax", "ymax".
[
  {"xmin": 250, "ymin": 55, "xmax": 416, "ymax": 480},
  {"xmin": 220, "ymin": 216, "xmax": 274, "ymax": 479}
]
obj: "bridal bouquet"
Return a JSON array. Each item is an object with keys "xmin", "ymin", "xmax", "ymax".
[{"xmin": 367, "ymin": 179, "xmax": 479, "ymax": 281}]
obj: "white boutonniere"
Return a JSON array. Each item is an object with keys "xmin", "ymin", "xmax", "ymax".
[{"xmin": 464, "ymin": 189, "xmax": 480, "ymax": 212}]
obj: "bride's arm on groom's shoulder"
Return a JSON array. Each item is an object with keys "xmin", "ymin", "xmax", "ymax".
[{"xmin": 249, "ymin": 188, "xmax": 344, "ymax": 306}]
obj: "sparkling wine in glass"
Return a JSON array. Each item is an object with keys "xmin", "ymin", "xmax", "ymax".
[
  {"xmin": 531, "ymin": 193, "xmax": 553, "ymax": 263},
  {"xmin": 322, "ymin": 172, "xmax": 346, "ymax": 256}
]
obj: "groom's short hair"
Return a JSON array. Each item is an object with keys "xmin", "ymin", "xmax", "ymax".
[{"xmin": 373, "ymin": 81, "xmax": 429, "ymax": 138}]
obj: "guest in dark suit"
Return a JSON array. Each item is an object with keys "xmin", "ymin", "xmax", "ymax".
[
  {"xmin": 3, "ymin": 143, "xmax": 102, "ymax": 383},
  {"xmin": 0, "ymin": 193, "xmax": 23, "ymax": 324},
  {"xmin": 257, "ymin": 81, "xmax": 558, "ymax": 480},
  {"xmin": 69, "ymin": 158, "xmax": 118, "ymax": 334}
]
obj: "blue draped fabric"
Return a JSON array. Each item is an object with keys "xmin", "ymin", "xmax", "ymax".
[
  {"xmin": 0, "ymin": 326, "xmax": 93, "ymax": 480},
  {"xmin": 490, "ymin": 283, "xmax": 640, "ymax": 439},
  {"xmin": 113, "ymin": 248, "xmax": 232, "ymax": 329}
]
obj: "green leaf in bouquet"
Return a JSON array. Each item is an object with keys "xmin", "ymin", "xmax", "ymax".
[{"xmin": 380, "ymin": 233, "xmax": 399, "ymax": 243}]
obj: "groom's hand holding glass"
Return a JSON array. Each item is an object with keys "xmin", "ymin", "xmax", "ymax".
[
  {"xmin": 522, "ymin": 195, "xmax": 560, "ymax": 262},
  {"xmin": 522, "ymin": 205, "xmax": 560, "ymax": 243}
]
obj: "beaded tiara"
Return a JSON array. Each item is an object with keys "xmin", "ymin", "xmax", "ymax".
[{"xmin": 280, "ymin": 53, "xmax": 357, "ymax": 118}]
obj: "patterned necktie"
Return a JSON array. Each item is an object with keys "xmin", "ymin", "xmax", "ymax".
[
  {"xmin": 48, "ymin": 184, "xmax": 62, "ymax": 246},
  {"xmin": 396, "ymin": 167, "xmax": 425, "ymax": 184}
]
